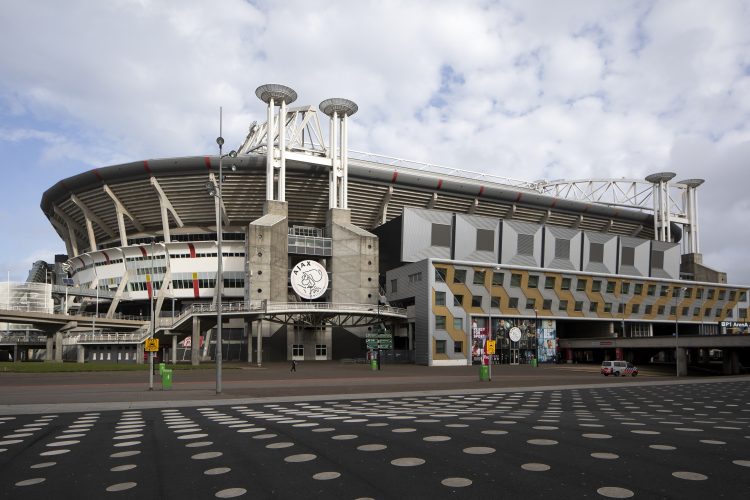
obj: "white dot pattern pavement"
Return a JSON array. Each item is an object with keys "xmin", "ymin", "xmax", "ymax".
[{"xmin": 2, "ymin": 381, "xmax": 749, "ymax": 498}]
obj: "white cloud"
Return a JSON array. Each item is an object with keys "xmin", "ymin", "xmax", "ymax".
[{"xmin": 0, "ymin": 0, "xmax": 749, "ymax": 284}]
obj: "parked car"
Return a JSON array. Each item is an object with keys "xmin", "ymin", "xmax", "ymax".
[{"xmin": 601, "ymin": 360, "xmax": 638, "ymax": 376}]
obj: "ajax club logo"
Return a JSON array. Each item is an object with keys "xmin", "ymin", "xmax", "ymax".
[{"xmin": 290, "ymin": 260, "xmax": 328, "ymax": 300}]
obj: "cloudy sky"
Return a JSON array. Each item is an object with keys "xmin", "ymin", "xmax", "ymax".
[{"xmin": 1, "ymin": 0, "xmax": 749, "ymax": 284}]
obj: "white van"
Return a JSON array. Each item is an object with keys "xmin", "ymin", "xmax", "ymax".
[{"xmin": 601, "ymin": 360, "xmax": 638, "ymax": 376}]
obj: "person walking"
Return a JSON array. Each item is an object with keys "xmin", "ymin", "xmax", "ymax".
[{"xmin": 290, "ymin": 359, "xmax": 297, "ymax": 372}]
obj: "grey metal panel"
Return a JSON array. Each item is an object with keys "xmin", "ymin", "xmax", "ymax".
[
  {"xmin": 384, "ymin": 260, "xmax": 430, "ymax": 365},
  {"xmin": 543, "ymin": 226, "xmax": 581, "ymax": 271},
  {"xmin": 651, "ymin": 240, "xmax": 680, "ymax": 279},
  {"xmin": 582, "ymin": 232, "xmax": 617, "ymax": 274},
  {"xmin": 619, "ymin": 236, "xmax": 650, "ymax": 277},
  {"xmin": 401, "ymin": 207, "xmax": 452, "ymax": 262},
  {"xmin": 501, "ymin": 221, "xmax": 542, "ymax": 267},
  {"xmin": 454, "ymin": 214, "xmax": 499, "ymax": 263}
]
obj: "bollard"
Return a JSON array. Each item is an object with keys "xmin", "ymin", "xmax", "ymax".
[
  {"xmin": 479, "ymin": 365, "xmax": 489, "ymax": 381},
  {"xmin": 162, "ymin": 368, "xmax": 173, "ymax": 390}
]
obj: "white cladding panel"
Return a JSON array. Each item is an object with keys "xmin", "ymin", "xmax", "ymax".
[
  {"xmin": 543, "ymin": 226, "xmax": 581, "ymax": 271},
  {"xmin": 402, "ymin": 207, "xmax": 452, "ymax": 262},
  {"xmin": 582, "ymin": 231, "xmax": 617, "ymax": 274},
  {"xmin": 454, "ymin": 213, "xmax": 499, "ymax": 263},
  {"xmin": 500, "ymin": 221, "xmax": 542, "ymax": 267},
  {"xmin": 650, "ymin": 240, "xmax": 680, "ymax": 279},
  {"xmin": 619, "ymin": 236, "xmax": 650, "ymax": 277}
]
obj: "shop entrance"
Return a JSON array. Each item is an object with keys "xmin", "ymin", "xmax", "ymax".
[{"xmin": 509, "ymin": 348, "xmax": 520, "ymax": 365}]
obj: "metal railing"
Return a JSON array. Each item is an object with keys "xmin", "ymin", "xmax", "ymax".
[
  {"xmin": 0, "ymin": 332, "xmax": 48, "ymax": 344},
  {"xmin": 75, "ymin": 328, "xmax": 152, "ymax": 344}
]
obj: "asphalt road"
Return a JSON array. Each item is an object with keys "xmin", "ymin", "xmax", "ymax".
[{"xmin": 0, "ymin": 367, "xmax": 749, "ymax": 499}]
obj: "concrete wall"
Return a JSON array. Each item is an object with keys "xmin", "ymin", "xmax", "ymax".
[
  {"xmin": 327, "ymin": 208, "xmax": 379, "ymax": 304},
  {"xmin": 247, "ymin": 201, "xmax": 289, "ymax": 303}
]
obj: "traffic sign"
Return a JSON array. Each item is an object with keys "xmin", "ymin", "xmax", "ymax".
[
  {"xmin": 485, "ymin": 340, "xmax": 496, "ymax": 354},
  {"xmin": 145, "ymin": 338, "xmax": 159, "ymax": 352}
]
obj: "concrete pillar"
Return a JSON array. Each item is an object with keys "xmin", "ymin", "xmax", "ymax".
[
  {"xmin": 136, "ymin": 343, "xmax": 144, "ymax": 365},
  {"xmin": 45, "ymin": 337, "xmax": 54, "ymax": 361},
  {"xmin": 257, "ymin": 319, "xmax": 263, "ymax": 367},
  {"xmin": 191, "ymin": 316, "xmax": 200, "ymax": 366},
  {"xmin": 77, "ymin": 345, "xmax": 85, "ymax": 363},
  {"xmin": 171, "ymin": 335, "xmax": 177, "ymax": 365},
  {"xmin": 54, "ymin": 331, "xmax": 63, "ymax": 362},
  {"xmin": 245, "ymin": 318, "xmax": 253, "ymax": 363},
  {"xmin": 13, "ymin": 344, "xmax": 18, "ymax": 363},
  {"xmin": 722, "ymin": 350, "xmax": 740, "ymax": 375},
  {"xmin": 676, "ymin": 347, "xmax": 688, "ymax": 377}
]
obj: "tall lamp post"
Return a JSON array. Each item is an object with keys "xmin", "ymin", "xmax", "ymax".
[
  {"xmin": 148, "ymin": 239, "xmax": 155, "ymax": 390},
  {"xmin": 207, "ymin": 108, "xmax": 237, "ymax": 395},
  {"xmin": 675, "ymin": 286, "xmax": 687, "ymax": 377},
  {"xmin": 534, "ymin": 308, "xmax": 539, "ymax": 365}
]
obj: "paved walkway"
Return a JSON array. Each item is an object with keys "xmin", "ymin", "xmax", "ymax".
[{"xmin": 1, "ymin": 362, "xmax": 744, "ymax": 415}]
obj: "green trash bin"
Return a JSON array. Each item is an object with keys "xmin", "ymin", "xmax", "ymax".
[
  {"xmin": 371, "ymin": 359, "xmax": 378, "ymax": 371},
  {"xmin": 531, "ymin": 358, "xmax": 538, "ymax": 368},
  {"xmin": 479, "ymin": 365, "xmax": 489, "ymax": 381},
  {"xmin": 159, "ymin": 363, "xmax": 166, "ymax": 376},
  {"xmin": 162, "ymin": 368, "xmax": 173, "ymax": 390}
]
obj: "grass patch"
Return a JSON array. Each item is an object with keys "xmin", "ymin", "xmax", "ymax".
[{"xmin": 0, "ymin": 362, "xmax": 231, "ymax": 373}]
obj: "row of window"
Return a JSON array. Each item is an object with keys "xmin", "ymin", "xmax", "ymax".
[
  {"xmin": 292, "ymin": 344, "xmax": 328, "ymax": 356},
  {"xmin": 436, "ymin": 290, "xmax": 747, "ymax": 318},
  {"xmin": 435, "ymin": 339, "xmax": 463, "ymax": 354},
  {"xmin": 435, "ymin": 267, "xmax": 746, "ymax": 302}
]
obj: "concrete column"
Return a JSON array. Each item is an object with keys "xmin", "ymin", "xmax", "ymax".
[
  {"xmin": 722, "ymin": 349, "xmax": 740, "ymax": 375},
  {"xmin": 13, "ymin": 344, "xmax": 18, "ymax": 363},
  {"xmin": 77, "ymin": 345, "xmax": 85, "ymax": 363},
  {"xmin": 45, "ymin": 337, "xmax": 54, "ymax": 361},
  {"xmin": 245, "ymin": 318, "xmax": 253, "ymax": 363},
  {"xmin": 257, "ymin": 319, "xmax": 262, "ymax": 367},
  {"xmin": 191, "ymin": 316, "xmax": 200, "ymax": 366},
  {"xmin": 136, "ymin": 342, "xmax": 144, "ymax": 365},
  {"xmin": 54, "ymin": 331, "xmax": 63, "ymax": 362},
  {"xmin": 171, "ymin": 335, "xmax": 177, "ymax": 365},
  {"xmin": 676, "ymin": 347, "xmax": 688, "ymax": 377}
]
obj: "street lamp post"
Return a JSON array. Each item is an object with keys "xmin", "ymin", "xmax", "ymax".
[
  {"xmin": 209, "ymin": 108, "xmax": 237, "ymax": 395},
  {"xmin": 149, "ymin": 239, "xmax": 155, "ymax": 390},
  {"xmin": 675, "ymin": 286, "xmax": 687, "ymax": 377},
  {"xmin": 534, "ymin": 308, "xmax": 539, "ymax": 366}
]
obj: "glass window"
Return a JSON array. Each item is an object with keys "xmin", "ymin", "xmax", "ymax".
[
  {"xmin": 647, "ymin": 284, "xmax": 656, "ymax": 296},
  {"xmin": 740, "ymin": 291, "xmax": 747, "ymax": 301},
  {"xmin": 669, "ymin": 306, "xmax": 676, "ymax": 315},
  {"xmin": 592, "ymin": 280, "xmax": 601, "ymax": 292},
  {"xmin": 660, "ymin": 286, "xmax": 669, "ymax": 297},
  {"xmin": 558, "ymin": 300, "xmax": 568, "ymax": 311},
  {"xmin": 473, "ymin": 270, "xmax": 486, "ymax": 285},
  {"xmin": 453, "ymin": 269, "xmax": 467, "ymax": 284},
  {"xmin": 685, "ymin": 288, "xmax": 693, "ymax": 298},
  {"xmin": 292, "ymin": 344, "xmax": 304, "ymax": 357},
  {"xmin": 435, "ymin": 315, "xmax": 446, "ymax": 329},
  {"xmin": 634, "ymin": 283, "xmax": 643, "ymax": 295},
  {"xmin": 454, "ymin": 341, "xmax": 463, "ymax": 353},
  {"xmin": 729, "ymin": 290, "xmax": 736, "ymax": 300},
  {"xmin": 453, "ymin": 317, "xmax": 463, "ymax": 330},
  {"xmin": 454, "ymin": 295, "xmax": 463, "ymax": 307},
  {"xmin": 621, "ymin": 282, "xmax": 630, "ymax": 294},
  {"xmin": 681, "ymin": 307, "xmax": 689, "ymax": 316},
  {"xmin": 704, "ymin": 308, "xmax": 711, "ymax": 317},
  {"xmin": 718, "ymin": 290, "xmax": 726, "ymax": 300},
  {"xmin": 576, "ymin": 279, "xmax": 587, "ymax": 291},
  {"xmin": 491, "ymin": 296, "xmax": 500, "ymax": 308},
  {"xmin": 645, "ymin": 305, "xmax": 653, "ymax": 314},
  {"xmin": 435, "ymin": 267, "xmax": 447, "ymax": 282},
  {"xmin": 492, "ymin": 272, "xmax": 504, "ymax": 286},
  {"xmin": 693, "ymin": 307, "xmax": 700, "ymax": 316},
  {"xmin": 436, "ymin": 340, "xmax": 446, "ymax": 354},
  {"xmin": 739, "ymin": 308, "xmax": 747, "ymax": 318},
  {"xmin": 471, "ymin": 296, "xmax": 482, "ymax": 308},
  {"xmin": 435, "ymin": 291, "xmax": 446, "ymax": 306},
  {"xmin": 632, "ymin": 304, "xmax": 640, "ymax": 314},
  {"xmin": 696, "ymin": 288, "xmax": 704, "ymax": 299},
  {"xmin": 315, "ymin": 344, "xmax": 327, "ymax": 357},
  {"xmin": 526, "ymin": 298, "xmax": 536, "ymax": 310},
  {"xmin": 604, "ymin": 303, "xmax": 612, "ymax": 313},
  {"xmin": 545, "ymin": 276, "xmax": 556, "ymax": 289},
  {"xmin": 707, "ymin": 289, "xmax": 715, "ymax": 300},
  {"xmin": 589, "ymin": 302, "xmax": 599, "ymax": 312},
  {"xmin": 508, "ymin": 297, "xmax": 519, "ymax": 309},
  {"xmin": 510, "ymin": 274, "xmax": 522, "ymax": 287},
  {"xmin": 543, "ymin": 299, "xmax": 552, "ymax": 310},
  {"xmin": 657, "ymin": 305, "xmax": 665, "ymax": 315},
  {"xmin": 561, "ymin": 278, "xmax": 571, "ymax": 291},
  {"xmin": 528, "ymin": 275, "xmax": 539, "ymax": 288},
  {"xmin": 574, "ymin": 301, "xmax": 583, "ymax": 312},
  {"xmin": 618, "ymin": 303, "xmax": 625, "ymax": 314},
  {"xmin": 391, "ymin": 279, "xmax": 397, "ymax": 294},
  {"xmin": 606, "ymin": 281, "xmax": 616, "ymax": 294}
]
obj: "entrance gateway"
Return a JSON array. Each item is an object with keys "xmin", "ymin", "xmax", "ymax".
[{"xmin": 508, "ymin": 327, "xmax": 521, "ymax": 365}]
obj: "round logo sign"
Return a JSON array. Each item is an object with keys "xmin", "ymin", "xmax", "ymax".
[
  {"xmin": 509, "ymin": 327, "xmax": 522, "ymax": 342},
  {"xmin": 290, "ymin": 260, "xmax": 328, "ymax": 300}
]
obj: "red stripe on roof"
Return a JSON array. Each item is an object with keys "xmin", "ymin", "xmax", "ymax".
[
  {"xmin": 391, "ymin": 171, "xmax": 399, "ymax": 183},
  {"xmin": 102, "ymin": 251, "xmax": 110, "ymax": 265},
  {"xmin": 139, "ymin": 246, "xmax": 148, "ymax": 258},
  {"xmin": 550, "ymin": 198, "xmax": 558, "ymax": 208},
  {"xmin": 204, "ymin": 156, "xmax": 212, "ymax": 170},
  {"xmin": 192, "ymin": 272, "xmax": 200, "ymax": 298},
  {"xmin": 437, "ymin": 179, "xmax": 443, "ymax": 190},
  {"xmin": 143, "ymin": 160, "xmax": 151, "ymax": 175},
  {"xmin": 515, "ymin": 192, "xmax": 523, "ymax": 202},
  {"xmin": 478, "ymin": 186, "xmax": 485, "ymax": 197},
  {"xmin": 92, "ymin": 168, "xmax": 103, "ymax": 181},
  {"xmin": 188, "ymin": 243, "xmax": 196, "ymax": 258}
]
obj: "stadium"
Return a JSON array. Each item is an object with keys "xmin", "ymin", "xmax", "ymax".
[{"xmin": 4, "ymin": 83, "xmax": 748, "ymax": 374}]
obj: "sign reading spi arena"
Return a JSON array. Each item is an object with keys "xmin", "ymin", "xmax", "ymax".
[{"xmin": 290, "ymin": 260, "xmax": 329, "ymax": 300}]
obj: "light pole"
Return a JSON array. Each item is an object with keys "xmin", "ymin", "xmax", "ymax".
[
  {"xmin": 675, "ymin": 286, "xmax": 687, "ymax": 377},
  {"xmin": 207, "ymin": 108, "xmax": 237, "ymax": 395},
  {"xmin": 149, "ymin": 238, "xmax": 155, "ymax": 390},
  {"xmin": 534, "ymin": 308, "xmax": 538, "ymax": 365}
]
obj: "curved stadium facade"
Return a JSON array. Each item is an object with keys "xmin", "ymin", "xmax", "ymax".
[{"xmin": 36, "ymin": 85, "xmax": 749, "ymax": 371}]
